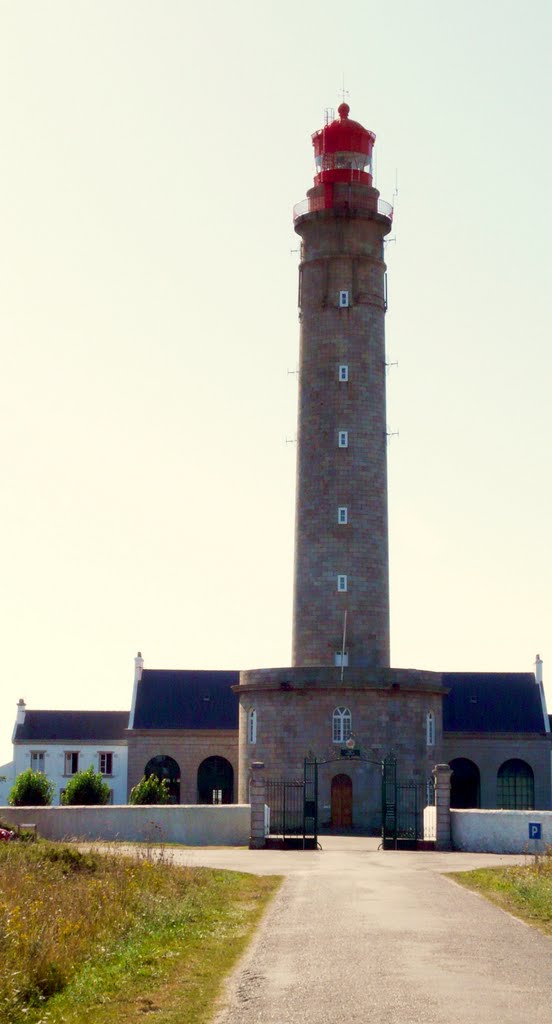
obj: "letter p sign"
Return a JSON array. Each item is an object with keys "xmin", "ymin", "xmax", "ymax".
[{"xmin": 529, "ymin": 822, "xmax": 542, "ymax": 840}]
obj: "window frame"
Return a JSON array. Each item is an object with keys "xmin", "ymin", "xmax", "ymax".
[
  {"xmin": 338, "ymin": 431, "xmax": 349, "ymax": 448},
  {"xmin": 64, "ymin": 751, "xmax": 79, "ymax": 776},
  {"xmin": 426, "ymin": 711, "xmax": 435, "ymax": 747},
  {"xmin": 99, "ymin": 751, "xmax": 113, "ymax": 776},
  {"xmin": 338, "ymin": 506, "xmax": 348, "ymax": 525},
  {"xmin": 339, "ymin": 290, "xmax": 349, "ymax": 308},
  {"xmin": 497, "ymin": 759, "xmax": 534, "ymax": 810},
  {"xmin": 247, "ymin": 708, "xmax": 257, "ymax": 744},
  {"xmin": 30, "ymin": 750, "xmax": 45, "ymax": 772},
  {"xmin": 337, "ymin": 574, "xmax": 348, "ymax": 592},
  {"xmin": 338, "ymin": 364, "xmax": 349, "ymax": 382},
  {"xmin": 332, "ymin": 707, "xmax": 352, "ymax": 744}
]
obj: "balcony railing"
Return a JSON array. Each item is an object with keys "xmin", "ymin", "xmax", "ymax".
[{"xmin": 293, "ymin": 195, "xmax": 393, "ymax": 223}]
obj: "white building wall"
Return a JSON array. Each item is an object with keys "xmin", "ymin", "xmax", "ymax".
[
  {"xmin": 0, "ymin": 762, "xmax": 15, "ymax": 806},
  {"xmin": 13, "ymin": 742, "xmax": 128, "ymax": 805}
]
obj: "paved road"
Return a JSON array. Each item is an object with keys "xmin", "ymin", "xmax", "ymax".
[{"xmin": 167, "ymin": 837, "xmax": 552, "ymax": 1024}]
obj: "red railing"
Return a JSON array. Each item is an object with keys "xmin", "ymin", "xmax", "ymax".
[{"xmin": 293, "ymin": 195, "xmax": 393, "ymax": 223}]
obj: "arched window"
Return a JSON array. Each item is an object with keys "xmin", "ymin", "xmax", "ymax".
[
  {"xmin": 332, "ymin": 707, "xmax": 352, "ymax": 744},
  {"xmin": 144, "ymin": 754, "xmax": 181, "ymax": 804},
  {"xmin": 247, "ymin": 709, "xmax": 257, "ymax": 744},
  {"xmin": 426, "ymin": 711, "xmax": 435, "ymax": 746},
  {"xmin": 450, "ymin": 758, "xmax": 480, "ymax": 809},
  {"xmin": 197, "ymin": 756, "xmax": 234, "ymax": 805},
  {"xmin": 497, "ymin": 759, "xmax": 534, "ymax": 810}
]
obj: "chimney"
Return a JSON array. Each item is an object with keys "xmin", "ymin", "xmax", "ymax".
[
  {"xmin": 534, "ymin": 654, "xmax": 549, "ymax": 733},
  {"xmin": 134, "ymin": 651, "xmax": 144, "ymax": 684},
  {"xmin": 128, "ymin": 651, "xmax": 144, "ymax": 730},
  {"xmin": 16, "ymin": 698, "xmax": 26, "ymax": 725}
]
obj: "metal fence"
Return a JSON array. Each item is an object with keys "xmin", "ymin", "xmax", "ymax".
[
  {"xmin": 382, "ymin": 769, "xmax": 436, "ymax": 849},
  {"xmin": 293, "ymin": 194, "xmax": 393, "ymax": 222}
]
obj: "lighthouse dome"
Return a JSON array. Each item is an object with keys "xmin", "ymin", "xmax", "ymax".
[{"xmin": 311, "ymin": 104, "xmax": 376, "ymax": 182}]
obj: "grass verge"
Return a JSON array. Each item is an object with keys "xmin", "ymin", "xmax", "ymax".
[
  {"xmin": 0, "ymin": 840, "xmax": 281, "ymax": 1024},
  {"xmin": 450, "ymin": 853, "xmax": 552, "ymax": 936}
]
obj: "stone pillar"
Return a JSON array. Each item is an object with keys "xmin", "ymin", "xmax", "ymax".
[
  {"xmin": 249, "ymin": 761, "xmax": 267, "ymax": 850},
  {"xmin": 432, "ymin": 764, "xmax": 453, "ymax": 851}
]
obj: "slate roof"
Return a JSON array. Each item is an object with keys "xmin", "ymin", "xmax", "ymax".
[
  {"xmin": 442, "ymin": 673, "xmax": 545, "ymax": 733},
  {"xmin": 132, "ymin": 670, "xmax": 239, "ymax": 730},
  {"xmin": 14, "ymin": 710, "xmax": 129, "ymax": 742}
]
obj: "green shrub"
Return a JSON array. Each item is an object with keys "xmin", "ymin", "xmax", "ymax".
[
  {"xmin": 129, "ymin": 773, "xmax": 172, "ymax": 805},
  {"xmin": 62, "ymin": 766, "xmax": 111, "ymax": 806},
  {"xmin": 9, "ymin": 768, "xmax": 54, "ymax": 806}
]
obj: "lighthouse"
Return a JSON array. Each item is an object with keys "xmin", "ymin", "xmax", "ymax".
[
  {"xmin": 236, "ymin": 104, "xmax": 444, "ymax": 828},
  {"xmin": 292, "ymin": 103, "xmax": 393, "ymax": 668}
]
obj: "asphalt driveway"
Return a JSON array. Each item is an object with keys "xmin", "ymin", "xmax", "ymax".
[{"xmin": 166, "ymin": 836, "xmax": 551, "ymax": 1024}]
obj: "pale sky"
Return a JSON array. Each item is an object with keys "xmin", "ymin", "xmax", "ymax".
[{"xmin": 1, "ymin": 0, "xmax": 551, "ymax": 766}]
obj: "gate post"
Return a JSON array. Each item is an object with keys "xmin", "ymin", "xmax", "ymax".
[
  {"xmin": 432, "ymin": 763, "xmax": 453, "ymax": 851},
  {"xmin": 249, "ymin": 761, "xmax": 267, "ymax": 850}
]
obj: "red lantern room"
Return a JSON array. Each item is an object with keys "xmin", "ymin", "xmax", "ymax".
[
  {"xmin": 293, "ymin": 104, "xmax": 391, "ymax": 224},
  {"xmin": 312, "ymin": 102, "xmax": 376, "ymax": 187}
]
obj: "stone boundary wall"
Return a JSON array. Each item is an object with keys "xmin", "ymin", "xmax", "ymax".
[
  {"xmin": 0, "ymin": 804, "xmax": 250, "ymax": 846},
  {"xmin": 451, "ymin": 809, "xmax": 552, "ymax": 854}
]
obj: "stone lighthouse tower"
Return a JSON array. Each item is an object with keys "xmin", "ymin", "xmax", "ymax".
[
  {"xmin": 237, "ymin": 105, "xmax": 444, "ymax": 825},
  {"xmin": 292, "ymin": 103, "xmax": 393, "ymax": 669}
]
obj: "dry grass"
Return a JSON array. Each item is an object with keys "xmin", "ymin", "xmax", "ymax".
[{"xmin": 0, "ymin": 840, "xmax": 281, "ymax": 1024}]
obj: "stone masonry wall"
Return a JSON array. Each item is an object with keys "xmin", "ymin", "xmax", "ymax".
[
  {"xmin": 443, "ymin": 733, "xmax": 552, "ymax": 809},
  {"xmin": 292, "ymin": 202, "xmax": 392, "ymax": 668},
  {"xmin": 238, "ymin": 666, "xmax": 444, "ymax": 829},
  {"xmin": 127, "ymin": 730, "xmax": 239, "ymax": 803}
]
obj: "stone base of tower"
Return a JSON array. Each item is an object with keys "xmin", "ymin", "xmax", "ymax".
[{"xmin": 235, "ymin": 665, "xmax": 445, "ymax": 832}]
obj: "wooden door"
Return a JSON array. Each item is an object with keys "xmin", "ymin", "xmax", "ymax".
[{"xmin": 331, "ymin": 773, "xmax": 353, "ymax": 829}]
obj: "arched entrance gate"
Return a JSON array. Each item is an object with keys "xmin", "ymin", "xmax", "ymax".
[{"xmin": 265, "ymin": 754, "xmax": 436, "ymax": 849}]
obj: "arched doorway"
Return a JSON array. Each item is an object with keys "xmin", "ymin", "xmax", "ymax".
[
  {"xmin": 497, "ymin": 759, "xmax": 534, "ymax": 809},
  {"xmin": 331, "ymin": 773, "xmax": 353, "ymax": 829},
  {"xmin": 197, "ymin": 756, "xmax": 234, "ymax": 804},
  {"xmin": 449, "ymin": 758, "xmax": 480, "ymax": 808},
  {"xmin": 144, "ymin": 754, "xmax": 181, "ymax": 804}
]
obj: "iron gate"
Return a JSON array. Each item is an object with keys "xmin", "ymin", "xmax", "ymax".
[
  {"xmin": 381, "ymin": 757, "xmax": 436, "ymax": 849},
  {"xmin": 265, "ymin": 774, "xmax": 318, "ymax": 848},
  {"xmin": 265, "ymin": 756, "xmax": 435, "ymax": 849}
]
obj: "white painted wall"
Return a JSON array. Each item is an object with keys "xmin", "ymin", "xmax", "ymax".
[
  {"xmin": 0, "ymin": 762, "xmax": 14, "ymax": 807},
  {"xmin": 0, "ymin": 803, "xmax": 250, "ymax": 846},
  {"xmin": 13, "ymin": 742, "xmax": 128, "ymax": 805},
  {"xmin": 452, "ymin": 809, "xmax": 552, "ymax": 854}
]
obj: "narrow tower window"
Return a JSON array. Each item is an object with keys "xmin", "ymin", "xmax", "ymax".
[
  {"xmin": 338, "ymin": 431, "xmax": 348, "ymax": 448},
  {"xmin": 338, "ymin": 506, "xmax": 348, "ymax": 525},
  {"xmin": 426, "ymin": 711, "xmax": 435, "ymax": 747},
  {"xmin": 247, "ymin": 709, "xmax": 257, "ymax": 744},
  {"xmin": 338, "ymin": 365, "xmax": 349, "ymax": 382},
  {"xmin": 332, "ymin": 707, "xmax": 352, "ymax": 743},
  {"xmin": 337, "ymin": 574, "xmax": 347, "ymax": 592},
  {"xmin": 334, "ymin": 651, "xmax": 349, "ymax": 667},
  {"xmin": 339, "ymin": 290, "xmax": 349, "ymax": 308}
]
